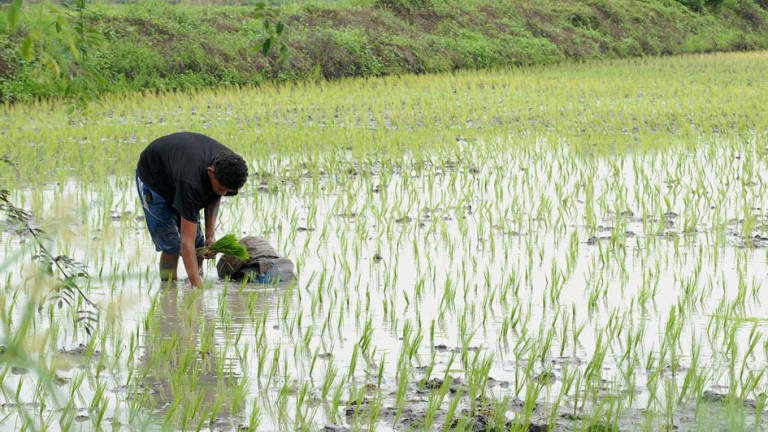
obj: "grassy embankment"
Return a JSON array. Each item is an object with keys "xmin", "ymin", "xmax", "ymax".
[{"xmin": 1, "ymin": 0, "xmax": 767, "ymax": 102}]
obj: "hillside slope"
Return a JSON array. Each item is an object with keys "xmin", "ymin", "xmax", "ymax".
[{"xmin": 1, "ymin": 0, "xmax": 767, "ymax": 102}]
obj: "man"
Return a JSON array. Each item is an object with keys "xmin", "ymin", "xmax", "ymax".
[{"xmin": 135, "ymin": 132, "xmax": 248, "ymax": 287}]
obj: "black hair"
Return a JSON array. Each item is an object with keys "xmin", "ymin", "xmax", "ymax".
[{"xmin": 212, "ymin": 151, "xmax": 248, "ymax": 191}]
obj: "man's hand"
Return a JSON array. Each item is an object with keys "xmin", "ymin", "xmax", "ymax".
[
  {"xmin": 194, "ymin": 234, "xmax": 216, "ymax": 260},
  {"xmin": 197, "ymin": 246, "xmax": 218, "ymax": 260},
  {"xmin": 204, "ymin": 197, "xmax": 220, "ymax": 251},
  {"xmin": 181, "ymin": 217, "xmax": 203, "ymax": 287}
]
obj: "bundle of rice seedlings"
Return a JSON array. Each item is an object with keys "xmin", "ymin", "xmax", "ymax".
[{"xmin": 208, "ymin": 234, "xmax": 249, "ymax": 261}]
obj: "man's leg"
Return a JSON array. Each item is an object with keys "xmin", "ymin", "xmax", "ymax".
[
  {"xmin": 159, "ymin": 252, "xmax": 179, "ymax": 281},
  {"xmin": 137, "ymin": 173, "xmax": 183, "ymax": 282}
]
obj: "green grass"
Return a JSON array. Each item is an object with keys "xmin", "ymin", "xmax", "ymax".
[{"xmin": 1, "ymin": 0, "xmax": 767, "ymax": 102}]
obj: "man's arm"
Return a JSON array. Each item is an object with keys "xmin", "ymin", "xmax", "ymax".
[
  {"xmin": 204, "ymin": 196, "xmax": 220, "ymax": 247},
  {"xmin": 180, "ymin": 217, "xmax": 202, "ymax": 287}
]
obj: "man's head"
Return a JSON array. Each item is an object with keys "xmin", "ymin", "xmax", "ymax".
[{"xmin": 207, "ymin": 151, "xmax": 248, "ymax": 196}]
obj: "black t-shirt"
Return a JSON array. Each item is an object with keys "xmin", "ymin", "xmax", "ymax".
[{"xmin": 137, "ymin": 132, "xmax": 231, "ymax": 223}]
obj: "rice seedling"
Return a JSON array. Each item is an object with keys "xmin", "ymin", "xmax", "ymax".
[
  {"xmin": 2, "ymin": 51, "xmax": 768, "ymax": 430},
  {"xmin": 206, "ymin": 234, "xmax": 249, "ymax": 261}
]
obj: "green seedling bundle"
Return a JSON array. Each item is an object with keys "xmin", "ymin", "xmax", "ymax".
[
  {"xmin": 1, "ymin": 51, "xmax": 768, "ymax": 430},
  {"xmin": 207, "ymin": 234, "xmax": 249, "ymax": 261}
]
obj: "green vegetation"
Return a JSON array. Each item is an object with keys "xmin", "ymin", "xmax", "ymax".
[
  {"xmin": 208, "ymin": 234, "xmax": 250, "ymax": 261},
  {"xmin": 3, "ymin": 52, "xmax": 766, "ymax": 183},
  {"xmin": 1, "ymin": 0, "xmax": 768, "ymax": 102},
  {"xmin": 2, "ymin": 51, "xmax": 768, "ymax": 430}
]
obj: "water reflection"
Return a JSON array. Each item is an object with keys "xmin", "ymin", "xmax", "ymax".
[{"xmin": 138, "ymin": 280, "xmax": 282, "ymax": 429}]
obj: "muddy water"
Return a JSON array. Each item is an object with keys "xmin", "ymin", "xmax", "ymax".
[{"xmin": 2, "ymin": 139, "xmax": 768, "ymax": 430}]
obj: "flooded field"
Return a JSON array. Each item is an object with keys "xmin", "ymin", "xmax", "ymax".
[{"xmin": 2, "ymin": 52, "xmax": 768, "ymax": 431}]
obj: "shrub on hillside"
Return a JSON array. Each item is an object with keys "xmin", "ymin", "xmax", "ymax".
[
  {"xmin": 729, "ymin": 0, "xmax": 767, "ymax": 28},
  {"xmin": 675, "ymin": 0, "xmax": 724, "ymax": 11},
  {"xmin": 375, "ymin": 0, "xmax": 446, "ymax": 11}
]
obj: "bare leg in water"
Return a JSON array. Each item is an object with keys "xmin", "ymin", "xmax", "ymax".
[{"xmin": 159, "ymin": 251, "xmax": 204, "ymax": 282}]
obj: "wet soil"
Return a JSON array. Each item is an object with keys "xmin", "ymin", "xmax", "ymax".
[{"xmin": 320, "ymin": 367, "xmax": 764, "ymax": 432}]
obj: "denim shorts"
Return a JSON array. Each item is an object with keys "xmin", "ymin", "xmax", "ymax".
[{"xmin": 135, "ymin": 172, "xmax": 204, "ymax": 254}]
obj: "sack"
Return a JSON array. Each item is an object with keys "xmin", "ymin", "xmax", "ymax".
[
  {"xmin": 216, "ymin": 236, "xmax": 295, "ymax": 283},
  {"xmin": 236, "ymin": 257, "xmax": 295, "ymax": 284}
]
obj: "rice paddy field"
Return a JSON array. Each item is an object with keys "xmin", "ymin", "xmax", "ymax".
[{"xmin": 2, "ymin": 51, "xmax": 768, "ymax": 431}]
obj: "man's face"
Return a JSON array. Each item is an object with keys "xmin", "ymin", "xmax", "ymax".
[{"xmin": 207, "ymin": 166, "xmax": 233, "ymax": 196}]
